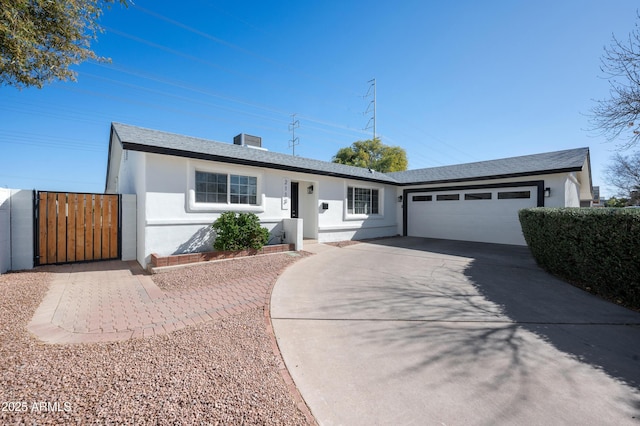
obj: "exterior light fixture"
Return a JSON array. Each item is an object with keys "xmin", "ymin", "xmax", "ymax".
[
  {"xmin": 307, "ymin": 185, "xmax": 314, "ymax": 194},
  {"xmin": 544, "ymin": 187, "xmax": 551, "ymax": 197},
  {"xmin": 398, "ymin": 195, "xmax": 403, "ymax": 202}
]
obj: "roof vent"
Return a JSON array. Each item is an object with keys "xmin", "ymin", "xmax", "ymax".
[{"xmin": 233, "ymin": 133, "xmax": 262, "ymax": 148}]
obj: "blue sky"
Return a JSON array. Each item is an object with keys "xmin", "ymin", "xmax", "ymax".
[{"xmin": 2, "ymin": 0, "xmax": 639, "ymax": 197}]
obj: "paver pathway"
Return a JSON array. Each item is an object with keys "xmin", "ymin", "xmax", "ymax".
[{"xmin": 28, "ymin": 260, "xmax": 277, "ymax": 344}]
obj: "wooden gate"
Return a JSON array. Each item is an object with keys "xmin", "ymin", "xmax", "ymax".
[{"xmin": 36, "ymin": 192, "xmax": 120, "ymax": 265}]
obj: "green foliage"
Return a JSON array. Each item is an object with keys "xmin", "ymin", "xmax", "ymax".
[
  {"xmin": 519, "ymin": 208, "xmax": 640, "ymax": 309},
  {"xmin": 605, "ymin": 196, "xmax": 630, "ymax": 207},
  {"xmin": 332, "ymin": 138, "xmax": 408, "ymax": 172},
  {"xmin": 1, "ymin": 0, "xmax": 128, "ymax": 89},
  {"xmin": 211, "ymin": 212, "xmax": 269, "ymax": 251}
]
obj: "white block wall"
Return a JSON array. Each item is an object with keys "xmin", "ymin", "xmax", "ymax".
[
  {"xmin": 0, "ymin": 189, "xmax": 10, "ymax": 274},
  {"xmin": 10, "ymin": 189, "xmax": 34, "ymax": 271},
  {"xmin": 121, "ymin": 194, "xmax": 137, "ymax": 261},
  {"xmin": 0, "ymin": 189, "xmax": 34, "ymax": 273}
]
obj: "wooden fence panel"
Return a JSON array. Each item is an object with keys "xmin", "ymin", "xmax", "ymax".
[{"xmin": 36, "ymin": 192, "xmax": 120, "ymax": 265}]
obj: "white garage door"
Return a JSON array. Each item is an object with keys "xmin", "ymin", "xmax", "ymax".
[{"xmin": 406, "ymin": 185, "xmax": 538, "ymax": 245}]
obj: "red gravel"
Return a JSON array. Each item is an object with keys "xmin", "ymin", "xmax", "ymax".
[{"xmin": 0, "ymin": 253, "xmax": 313, "ymax": 425}]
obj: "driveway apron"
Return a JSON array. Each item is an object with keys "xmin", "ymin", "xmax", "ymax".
[{"xmin": 271, "ymin": 237, "xmax": 640, "ymax": 425}]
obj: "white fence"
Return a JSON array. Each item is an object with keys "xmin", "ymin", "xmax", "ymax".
[{"xmin": 0, "ymin": 189, "xmax": 34, "ymax": 274}]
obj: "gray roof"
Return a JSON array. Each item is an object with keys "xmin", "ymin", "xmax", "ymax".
[
  {"xmin": 110, "ymin": 122, "xmax": 590, "ymax": 186},
  {"xmin": 111, "ymin": 122, "xmax": 399, "ymax": 184},
  {"xmin": 387, "ymin": 147, "xmax": 590, "ymax": 185}
]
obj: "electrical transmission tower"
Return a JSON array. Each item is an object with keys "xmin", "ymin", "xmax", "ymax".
[
  {"xmin": 288, "ymin": 113, "xmax": 300, "ymax": 156},
  {"xmin": 364, "ymin": 78, "xmax": 376, "ymax": 141}
]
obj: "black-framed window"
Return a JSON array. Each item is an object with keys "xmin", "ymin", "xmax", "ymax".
[
  {"xmin": 347, "ymin": 187, "xmax": 379, "ymax": 214},
  {"xmin": 436, "ymin": 194, "xmax": 460, "ymax": 201},
  {"xmin": 195, "ymin": 171, "xmax": 227, "ymax": 203},
  {"xmin": 230, "ymin": 174, "xmax": 257, "ymax": 204},
  {"xmin": 498, "ymin": 191, "xmax": 530, "ymax": 199},
  {"xmin": 195, "ymin": 171, "xmax": 258, "ymax": 204},
  {"xmin": 413, "ymin": 195, "xmax": 432, "ymax": 202},
  {"xmin": 465, "ymin": 193, "xmax": 492, "ymax": 200}
]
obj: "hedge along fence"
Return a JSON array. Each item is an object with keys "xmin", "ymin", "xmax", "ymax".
[{"xmin": 519, "ymin": 208, "xmax": 640, "ymax": 310}]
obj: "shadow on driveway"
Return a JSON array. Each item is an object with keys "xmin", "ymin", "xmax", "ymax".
[{"xmin": 362, "ymin": 237, "xmax": 640, "ymax": 390}]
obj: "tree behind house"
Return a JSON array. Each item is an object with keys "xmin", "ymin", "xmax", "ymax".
[{"xmin": 332, "ymin": 138, "xmax": 408, "ymax": 172}]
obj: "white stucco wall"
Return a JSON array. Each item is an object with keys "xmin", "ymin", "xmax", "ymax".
[
  {"xmin": 0, "ymin": 189, "xmax": 35, "ymax": 273},
  {"xmin": 0, "ymin": 189, "xmax": 10, "ymax": 274},
  {"xmin": 130, "ymin": 153, "xmax": 399, "ymax": 265},
  {"xmin": 10, "ymin": 189, "xmax": 34, "ymax": 270},
  {"xmin": 121, "ymin": 194, "xmax": 137, "ymax": 261},
  {"xmin": 564, "ymin": 173, "xmax": 581, "ymax": 207},
  {"xmin": 316, "ymin": 177, "xmax": 398, "ymax": 243}
]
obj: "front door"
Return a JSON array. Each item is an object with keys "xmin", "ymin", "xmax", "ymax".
[{"xmin": 291, "ymin": 182, "xmax": 299, "ymax": 218}]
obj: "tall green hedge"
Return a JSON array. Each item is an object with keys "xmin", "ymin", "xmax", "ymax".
[{"xmin": 519, "ymin": 208, "xmax": 640, "ymax": 310}]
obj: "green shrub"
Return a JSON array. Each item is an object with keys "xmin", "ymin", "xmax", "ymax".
[
  {"xmin": 211, "ymin": 212, "xmax": 270, "ymax": 251},
  {"xmin": 519, "ymin": 208, "xmax": 640, "ymax": 309}
]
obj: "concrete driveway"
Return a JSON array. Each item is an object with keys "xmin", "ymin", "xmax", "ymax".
[{"xmin": 271, "ymin": 237, "xmax": 640, "ymax": 425}]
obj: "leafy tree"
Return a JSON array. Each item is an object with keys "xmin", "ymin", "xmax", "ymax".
[
  {"xmin": 332, "ymin": 138, "xmax": 408, "ymax": 172},
  {"xmin": 590, "ymin": 14, "xmax": 640, "ymax": 149},
  {"xmin": 605, "ymin": 196, "xmax": 630, "ymax": 207},
  {"xmin": 1, "ymin": 0, "xmax": 127, "ymax": 89},
  {"xmin": 605, "ymin": 151, "xmax": 640, "ymax": 203}
]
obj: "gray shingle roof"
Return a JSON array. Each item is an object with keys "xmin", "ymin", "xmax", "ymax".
[
  {"xmin": 111, "ymin": 122, "xmax": 399, "ymax": 184},
  {"xmin": 387, "ymin": 147, "xmax": 590, "ymax": 184},
  {"xmin": 111, "ymin": 123, "xmax": 589, "ymax": 186}
]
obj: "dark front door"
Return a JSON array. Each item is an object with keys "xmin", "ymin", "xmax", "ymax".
[{"xmin": 291, "ymin": 182, "xmax": 299, "ymax": 218}]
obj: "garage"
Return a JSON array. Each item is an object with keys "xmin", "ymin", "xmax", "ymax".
[{"xmin": 404, "ymin": 182, "xmax": 543, "ymax": 246}]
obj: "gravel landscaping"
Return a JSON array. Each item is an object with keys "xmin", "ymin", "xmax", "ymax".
[{"xmin": 0, "ymin": 253, "xmax": 313, "ymax": 425}]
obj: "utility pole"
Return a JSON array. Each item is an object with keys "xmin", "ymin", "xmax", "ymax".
[
  {"xmin": 288, "ymin": 113, "xmax": 300, "ymax": 156},
  {"xmin": 364, "ymin": 78, "xmax": 376, "ymax": 142}
]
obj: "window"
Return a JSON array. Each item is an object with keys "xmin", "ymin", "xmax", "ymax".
[
  {"xmin": 436, "ymin": 194, "xmax": 460, "ymax": 201},
  {"xmin": 413, "ymin": 195, "xmax": 432, "ymax": 202},
  {"xmin": 196, "ymin": 171, "xmax": 227, "ymax": 203},
  {"xmin": 195, "ymin": 171, "xmax": 258, "ymax": 205},
  {"xmin": 465, "ymin": 193, "xmax": 492, "ymax": 200},
  {"xmin": 498, "ymin": 191, "xmax": 530, "ymax": 199},
  {"xmin": 347, "ymin": 186, "xmax": 379, "ymax": 215},
  {"xmin": 230, "ymin": 174, "xmax": 257, "ymax": 204}
]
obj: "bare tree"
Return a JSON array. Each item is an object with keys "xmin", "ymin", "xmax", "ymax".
[
  {"xmin": 605, "ymin": 151, "xmax": 640, "ymax": 204},
  {"xmin": 590, "ymin": 15, "xmax": 640, "ymax": 150}
]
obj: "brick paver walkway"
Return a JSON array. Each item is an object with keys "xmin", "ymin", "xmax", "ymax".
[{"xmin": 28, "ymin": 260, "xmax": 278, "ymax": 344}]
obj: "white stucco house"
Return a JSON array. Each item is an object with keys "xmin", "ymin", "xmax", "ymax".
[{"xmin": 105, "ymin": 122, "xmax": 593, "ymax": 268}]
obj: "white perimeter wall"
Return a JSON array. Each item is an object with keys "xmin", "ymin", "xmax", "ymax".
[
  {"xmin": 0, "ymin": 189, "xmax": 10, "ymax": 274},
  {"xmin": 0, "ymin": 189, "xmax": 34, "ymax": 273}
]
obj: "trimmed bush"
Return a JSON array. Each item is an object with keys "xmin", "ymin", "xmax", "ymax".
[
  {"xmin": 211, "ymin": 212, "xmax": 269, "ymax": 251},
  {"xmin": 519, "ymin": 208, "xmax": 640, "ymax": 310}
]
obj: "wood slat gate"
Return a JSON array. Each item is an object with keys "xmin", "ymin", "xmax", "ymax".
[{"xmin": 35, "ymin": 192, "xmax": 120, "ymax": 265}]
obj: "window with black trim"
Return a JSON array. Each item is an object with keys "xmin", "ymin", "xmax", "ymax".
[
  {"xmin": 465, "ymin": 193, "xmax": 492, "ymax": 200},
  {"xmin": 196, "ymin": 171, "xmax": 227, "ymax": 203},
  {"xmin": 230, "ymin": 174, "xmax": 257, "ymax": 204},
  {"xmin": 195, "ymin": 171, "xmax": 258, "ymax": 205},
  {"xmin": 347, "ymin": 186, "xmax": 379, "ymax": 214},
  {"xmin": 498, "ymin": 191, "xmax": 530, "ymax": 199},
  {"xmin": 413, "ymin": 195, "xmax": 432, "ymax": 202},
  {"xmin": 436, "ymin": 194, "xmax": 460, "ymax": 201}
]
